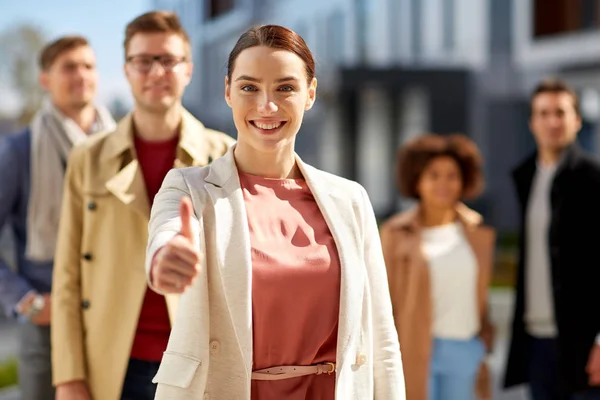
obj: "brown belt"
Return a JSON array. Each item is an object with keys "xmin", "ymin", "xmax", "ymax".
[{"xmin": 251, "ymin": 362, "xmax": 336, "ymax": 381}]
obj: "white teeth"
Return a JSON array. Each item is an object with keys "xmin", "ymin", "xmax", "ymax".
[{"xmin": 254, "ymin": 122, "xmax": 282, "ymax": 130}]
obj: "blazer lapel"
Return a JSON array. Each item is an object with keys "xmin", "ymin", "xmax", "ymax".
[
  {"xmin": 203, "ymin": 150, "xmax": 253, "ymax": 377},
  {"xmin": 550, "ymin": 145, "xmax": 580, "ymax": 215},
  {"xmin": 298, "ymin": 162, "xmax": 365, "ymax": 371}
]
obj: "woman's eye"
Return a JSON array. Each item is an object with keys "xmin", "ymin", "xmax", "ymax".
[
  {"xmin": 278, "ymin": 85, "xmax": 294, "ymax": 92},
  {"xmin": 241, "ymin": 85, "xmax": 257, "ymax": 92}
]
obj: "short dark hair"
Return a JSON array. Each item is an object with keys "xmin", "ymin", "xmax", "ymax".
[
  {"xmin": 39, "ymin": 35, "xmax": 89, "ymax": 71},
  {"xmin": 227, "ymin": 25, "xmax": 315, "ymax": 83},
  {"xmin": 396, "ymin": 133, "xmax": 484, "ymax": 200},
  {"xmin": 124, "ymin": 11, "xmax": 191, "ymax": 56},
  {"xmin": 530, "ymin": 77, "xmax": 580, "ymax": 116}
]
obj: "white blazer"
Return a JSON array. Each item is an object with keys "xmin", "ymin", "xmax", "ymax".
[{"xmin": 145, "ymin": 146, "xmax": 406, "ymax": 399}]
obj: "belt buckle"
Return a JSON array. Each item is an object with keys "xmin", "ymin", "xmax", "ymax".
[{"xmin": 324, "ymin": 362, "xmax": 335, "ymax": 375}]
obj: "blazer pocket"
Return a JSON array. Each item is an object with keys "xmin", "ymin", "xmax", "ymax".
[{"xmin": 152, "ymin": 351, "xmax": 202, "ymax": 388}]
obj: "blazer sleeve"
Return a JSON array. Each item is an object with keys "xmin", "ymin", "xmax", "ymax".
[
  {"xmin": 358, "ymin": 185, "xmax": 406, "ymax": 399},
  {"xmin": 51, "ymin": 145, "xmax": 87, "ymax": 385},
  {"xmin": 0, "ymin": 134, "xmax": 33, "ymax": 317},
  {"xmin": 146, "ymin": 168, "xmax": 202, "ymax": 294},
  {"xmin": 481, "ymin": 227, "xmax": 497, "ymax": 291},
  {"xmin": 379, "ymin": 224, "xmax": 401, "ymax": 312}
]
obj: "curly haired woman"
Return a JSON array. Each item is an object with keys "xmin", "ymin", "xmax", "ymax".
[{"xmin": 381, "ymin": 133, "xmax": 496, "ymax": 400}]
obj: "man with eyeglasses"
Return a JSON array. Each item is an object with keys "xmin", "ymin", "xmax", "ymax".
[{"xmin": 50, "ymin": 11, "xmax": 234, "ymax": 400}]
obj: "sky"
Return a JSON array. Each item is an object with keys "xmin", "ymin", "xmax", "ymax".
[{"xmin": 0, "ymin": 0, "xmax": 153, "ymax": 115}]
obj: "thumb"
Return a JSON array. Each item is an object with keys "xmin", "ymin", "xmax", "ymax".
[{"xmin": 179, "ymin": 196, "xmax": 194, "ymax": 241}]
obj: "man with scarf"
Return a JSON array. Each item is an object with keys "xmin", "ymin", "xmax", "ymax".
[{"xmin": 0, "ymin": 35, "xmax": 115, "ymax": 400}]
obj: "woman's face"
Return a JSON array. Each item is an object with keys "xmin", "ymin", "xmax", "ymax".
[
  {"xmin": 225, "ymin": 45, "xmax": 317, "ymax": 154},
  {"xmin": 416, "ymin": 156, "xmax": 463, "ymax": 209}
]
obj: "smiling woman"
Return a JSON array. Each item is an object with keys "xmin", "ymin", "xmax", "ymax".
[
  {"xmin": 146, "ymin": 24, "xmax": 406, "ymax": 400},
  {"xmin": 224, "ymin": 26, "xmax": 317, "ymax": 179}
]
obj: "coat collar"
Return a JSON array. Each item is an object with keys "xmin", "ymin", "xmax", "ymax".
[
  {"xmin": 101, "ymin": 108, "xmax": 212, "ymax": 165},
  {"xmin": 385, "ymin": 202, "xmax": 483, "ymax": 232},
  {"xmin": 103, "ymin": 108, "xmax": 212, "ymax": 219},
  {"xmin": 512, "ymin": 143, "xmax": 584, "ymax": 208},
  {"xmin": 512, "ymin": 143, "xmax": 583, "ymax": 183}
]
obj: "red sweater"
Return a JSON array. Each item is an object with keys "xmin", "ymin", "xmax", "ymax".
[{"xmin": 130, "ymin": 133, "xmax": 178, "ymax": 361}]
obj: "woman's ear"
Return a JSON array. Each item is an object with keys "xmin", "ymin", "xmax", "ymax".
[
  {"xmin": 224, "ymin": 76, "xmax": 232, "ymax": 108},
  {"xmin": 305, "ymin": 77, "xmax": 317, "ymax": 111}
]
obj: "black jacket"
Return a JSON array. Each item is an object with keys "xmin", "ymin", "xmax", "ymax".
[{"xmin": 504, "ymin": 144, "xmax": 600, "ymax": 392}]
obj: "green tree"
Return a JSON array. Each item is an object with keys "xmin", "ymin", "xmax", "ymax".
[{"xmin": 0, "ymin": 24, "xmax": 47, "ymax": 125}]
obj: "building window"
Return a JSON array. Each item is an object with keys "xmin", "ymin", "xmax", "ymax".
[
  {"xmin": 442, "ymin": 0, "xmax": 455, "ymax": 50},
  {"xmin": 326, "ymin": 10, "xmax": 345, "ymax": 63},
  {"xmin": 490, "ymin": 0, "xmax": 512, "ymax": 53},
  {"xmin": 411, "ymin": 0, "xmax": 422, "ymax": 59},
  {"xmin": 581, "ymin": 0, "xmax": 600, "ymax": 29},
  {"xmin": 534, "ymin": 0, "xmax": 600, "ymax": 38},
  {"xmin": 356, "ymin": 0, "xmax": 369, "ymax": 62},
  {"xmin": 206, "ymin": 0, "xmax": 235, "ymax": 20}
]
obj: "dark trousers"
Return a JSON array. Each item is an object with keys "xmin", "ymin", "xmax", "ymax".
[
  {"xmin": 120, "ymin": 358, "xmax": 161, "ymax": 400},
  {"xmin": 529, "ymin": 337, "xmax": 600, "ymax": 400},
  {"xmin": 18, "ymin": 322, "xmax": 54, "ymax": 400}
]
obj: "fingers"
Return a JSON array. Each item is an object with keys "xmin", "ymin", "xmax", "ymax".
[
  {"xmin": 158, "ymin": 250, "xmax": 199, "ymax": 279},
  {"xmin": 152, "ymin": 235, "xmax": 201, "ymax": 294},
  {"xmin": 589, "ymin": 372, "xmax": 600, "ymax": 386},
  {"xmin": 154, "ymin": 269, "xmax": 196, "ymax": 293},
  {"xmin": 155, "ymin": 281, "xmax": 185, "ymax": 294},
  {"xmin": 163, "ymin": 240, "xmax": 200, "ymax": 271},
  {"xmin": 586, "ymin": 348, "xmax": 600, "ymax": 385},
  {"xmin": 179, "ymin": 197, "xmax": 194, "ymax": 241},
  {"xmin": 153, "ymin": 268, "xmax": 194, "ymax": 294}
]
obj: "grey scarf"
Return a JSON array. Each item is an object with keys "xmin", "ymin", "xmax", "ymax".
[{"xmin": 25, "ymin": 98, "xmax": 116, "ymax": 262}]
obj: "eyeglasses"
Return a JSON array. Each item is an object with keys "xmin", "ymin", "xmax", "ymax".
[{"xmin": 126, "ymin": 54, "xmax": 188, "ymax": 73}]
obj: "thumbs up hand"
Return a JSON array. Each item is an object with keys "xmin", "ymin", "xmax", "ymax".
[{"xmin": 150, "ymin": 197, "xmax": 201, "ymax": 293}]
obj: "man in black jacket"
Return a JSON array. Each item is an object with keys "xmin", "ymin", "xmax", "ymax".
[{"xmin": 504, "ymin": 78, "xmax": 600, "ymax": 399}]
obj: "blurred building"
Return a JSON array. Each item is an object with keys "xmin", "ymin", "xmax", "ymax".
[{"xmin": 153, "ymin": 0, "xmax": 600, "ymax": 231}]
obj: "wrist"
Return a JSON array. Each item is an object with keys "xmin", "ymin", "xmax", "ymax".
[
  {"xmin": 15, "ymin": 290, "xmax": 37, "ymax": 315},
  {"xmin": 20, "ymin": 293, "xmax": 45, "ymax": 320},
  {"xmin": 150, "ymin": 247, "xmax": 164, "ymax": 287},
  {"xmin": 59, "ymin": 379, "xmax": 87, "ymax": 386}
]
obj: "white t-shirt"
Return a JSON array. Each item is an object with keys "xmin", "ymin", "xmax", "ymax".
[{"xmin": 422, "ymin": 221, "xmax": 480, "ymax": 339}]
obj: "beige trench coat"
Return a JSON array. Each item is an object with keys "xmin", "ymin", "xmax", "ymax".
[{"xmin": 50, "ymin": 109, "xmax": 235, "ymax": 400}]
